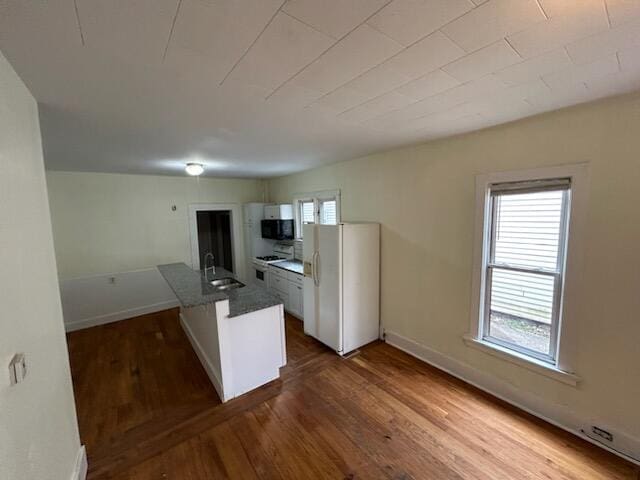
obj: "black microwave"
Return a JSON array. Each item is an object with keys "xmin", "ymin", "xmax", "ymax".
[{"xmin": 261, "ymin": 219, "xmax": 294, "ymax": 240}]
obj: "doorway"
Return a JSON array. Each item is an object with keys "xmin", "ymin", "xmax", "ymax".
[
  {"xmin": 188, "ymin": 203, "xmax": 245, "ymax": 281},
  {"xmin": 196, "ymin": 210, "xmax": 233, "ymax": 272}
]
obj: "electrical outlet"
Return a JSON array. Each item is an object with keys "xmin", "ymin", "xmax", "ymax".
[
  {"xmin": 591, "ymin": 426, "xmax": 614, "ymax": 443},
  {"xmin": 582, "ymin": 423, "xmax": 639, "ymax": 463},
  {"xmin": 582, "ymin": 424, "xmax": 615, "ymax": 445},
  {"xmin": 9, "ymin": 353, "xmax": 27, "ymax": 386}
]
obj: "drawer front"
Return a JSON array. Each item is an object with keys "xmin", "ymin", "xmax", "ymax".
[
  {"xmin": 272, "ymin": 290, "xmax": 289, "ymax": 310},
  {"xmin": 270, "ymin": 266, "xmax": 288, "ymax": 281},
  {"xmin": 287, "ymin": 271, "xmax": 304, "ymax": 285},
  {"xmin": 270, "ymin": 273, "xmax": 289, "ymax": 294}
]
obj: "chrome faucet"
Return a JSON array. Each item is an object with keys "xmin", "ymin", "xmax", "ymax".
[{"xmin": 204, "ymin": 252, "xmax": 215, "ymax": 281}]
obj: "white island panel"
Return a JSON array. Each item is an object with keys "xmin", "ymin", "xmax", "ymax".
[{"xmin": 180, "ymin": 300, "xmax": 286, "ymax": 402}]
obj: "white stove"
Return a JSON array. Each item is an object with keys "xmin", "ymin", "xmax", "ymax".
[
  {"xmin": 251, "ymin": 244, "xmax": 294, "ymax": 285},
  {"xmin": 253, "ymin": 255, "xmax": 288, "ymax": 267}
]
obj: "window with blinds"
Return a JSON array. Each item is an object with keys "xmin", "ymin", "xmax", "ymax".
[
  {"xmin": 319, "ymin": 199, "xmax": 337, "ymax": 225},
  {"xmin": 296, "ymin": 200, "xmax": 315, "ymax": 238},
  {"xmin": 482, "ymin": 179, "xmax": 570, "ymax": 362},
  {"xmin": 294, "ymin": 191, "xmax": 340, "ymax": 238},
  {"xmin": 300, "ymin": 200, "xmax": 315, "ymax": 224}
]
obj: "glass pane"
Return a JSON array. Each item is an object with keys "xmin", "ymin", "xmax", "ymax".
[
  {"xmin": 487, "ymin": 268, "xmax": 554, "ymax": 356},
  {"xmin": 298, "ymin": 201, "xmax": 315, "ymax": 238},
  {"xmin": 492, "ymin": 190, "xmax": 564, "ymax": 270},
  {"xmin": 300, "ymin": 201, "xmax": 315, "ymax": 223},
  {"xmin": 320, "ymin": 199, "xmax": 337, "ymax": 225}
]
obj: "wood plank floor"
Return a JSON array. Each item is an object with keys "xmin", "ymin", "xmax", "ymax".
[{"xmin": 67, "ymin": 309, "xmax": 638, "ymax": 479}]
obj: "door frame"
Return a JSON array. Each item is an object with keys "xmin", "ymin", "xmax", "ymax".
[{"xmin": 188, "ymin": 203, "xmax": 245, "ymax": 281}]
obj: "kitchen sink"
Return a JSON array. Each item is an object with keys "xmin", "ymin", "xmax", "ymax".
[{"xmin": 209, "ymin": 277, "xmax": 245, "ymax": 291}]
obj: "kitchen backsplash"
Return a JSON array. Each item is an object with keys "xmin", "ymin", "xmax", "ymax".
[
  {"xmin": 294, "ymin": 240, "xmax": 303, "ymax": 261},
  {"xmin": 279, "ymin": 239, "xmax": 303, "ymax": 261}
]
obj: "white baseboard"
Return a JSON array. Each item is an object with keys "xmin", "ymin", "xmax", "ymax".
[
  {"xmin": 65, "ymin": 299, "xmax": 179, "ymax": 332},
  {"xmin": 179, "ymin": 313, "xmax": 226, "ymax": 402},
  {"xmin": 70, "ymin": 445, "xmax": 87, "ymax": 480},
  {"xmin": 384, "ymin": 330, "xmax": 640, "ymax": 466}
]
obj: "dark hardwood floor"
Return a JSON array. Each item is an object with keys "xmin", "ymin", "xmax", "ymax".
[{"xmin": 67, "ymin": 309, "xmax": 638, "ymax": 479}]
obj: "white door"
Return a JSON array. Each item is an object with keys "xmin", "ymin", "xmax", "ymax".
[
  {"xmin": 303, "ymin": 224, "xmax": 317, "ymax": 336},
  {"xmin": 317, "ymin": 225, "xmax": 342, "ymax": 352}
]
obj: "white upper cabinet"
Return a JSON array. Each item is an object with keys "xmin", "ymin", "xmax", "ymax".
[{"xmin": 265, "ymin": 204, "xmax": 294, "ymax": 220}]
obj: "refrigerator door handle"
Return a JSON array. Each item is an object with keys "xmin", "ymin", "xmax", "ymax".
[{"xmin": 313, "ymin": 251, "xmax": 320, "ymax": 287}]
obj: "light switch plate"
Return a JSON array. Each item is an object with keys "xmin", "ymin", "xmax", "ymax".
[{"xmin": 9, "ymin": 353, "xmax": 27, "ymax": 386}]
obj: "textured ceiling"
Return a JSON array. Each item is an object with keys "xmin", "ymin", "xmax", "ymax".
[{"xmin": 1, "ymin": 0, "xmax": 639, "ymax": 177}]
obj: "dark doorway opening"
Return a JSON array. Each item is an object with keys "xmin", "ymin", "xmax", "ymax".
[{"xmin": 197, "ymin": 210, "xmax": 233, "ymax": 272}]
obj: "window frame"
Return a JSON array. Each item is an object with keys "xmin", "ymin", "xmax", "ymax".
[
  {"xmin": 299, "ymin": 198, "xmax": 316, "ymax": 226},
  {"xmin": 468, "ymin": 164, "xmax": 589, "ymax": 382},
  {"xmin": 293, "ymin": 190, "xmax": 341, "ymax": 239},
  {"xmin": 319, "ymin": 198, "xmax": 338, "ymax": 225},
  {"xmin": 482, "ymin": 183, "xmax": 570, "ymax": 364}
]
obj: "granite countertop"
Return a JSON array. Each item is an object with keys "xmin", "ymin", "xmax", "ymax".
[
  {"xmin": 157, "ymin": 263, "xmax": 282, "ymax": 318},
  {"xmin": 270, "ymin": 259, "xmax": 304, "ymax": 275}
]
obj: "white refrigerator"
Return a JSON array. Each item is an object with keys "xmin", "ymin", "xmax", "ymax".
[{"xmin": 303, "ymin": 223, "xmax": 380, "ymax": 355}]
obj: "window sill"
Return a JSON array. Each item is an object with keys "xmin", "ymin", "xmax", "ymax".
[{"xmin": 462, "ymin": 334, "xmax": 581, "ymax": 387}]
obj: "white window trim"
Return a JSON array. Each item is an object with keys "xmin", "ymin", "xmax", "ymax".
[
  {"xmin": 483, "ymin": 180, "xmax": 569, "ymax": 365},
  {"xmin": 292, "ymin": 189, "xmax": 341, "ymax": 239},
  {"xmin": 468, "ymin": 164, "xmax": 589, "ymax": 385},
  {"xmin": 462, "ymin": 335, "xmax": 580, "ymax": 386}
]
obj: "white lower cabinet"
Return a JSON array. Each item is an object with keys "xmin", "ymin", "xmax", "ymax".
[
  {"xmin": 268, "ymin": 266, "xmax": 304, "ymax": 319},
  {"xmin": 272, "ymin": 289, "xmax": 289, "ymax": 312},
  {"xmin": 270, "ymin": 272, "xmax": 288, "ymax": 294},
  {"xmin": 288, "ymin": 281, "xmax": 303, "ymax": 318}
]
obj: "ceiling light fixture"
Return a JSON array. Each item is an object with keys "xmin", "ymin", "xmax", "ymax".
[{"xmin": 185, "ymin": 162, "xmax": 204, "ymax": 176}]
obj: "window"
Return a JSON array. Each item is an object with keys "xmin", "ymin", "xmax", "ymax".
[
  {"xmin": 482, "ymin": 179, "xmax": 570, "ymax": 363},
  {"xmin": 300, "ymin": 200, "xmax": 315, "ymax": 225},
  {"xmin": 469, "ymin": 165, "xmax": 588, "ymax": 381},
  {"xmin": 293, "ymin": 190, "xmax": 341, "ymax": 238},
  {"xmin": 319, "ymin": 199, "xmax": 337, "ymax": 225}
]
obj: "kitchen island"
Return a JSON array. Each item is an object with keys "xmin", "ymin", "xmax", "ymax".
[{"xmin": 158, "ymin": 263, "xmax": 286, "ymax": 402}]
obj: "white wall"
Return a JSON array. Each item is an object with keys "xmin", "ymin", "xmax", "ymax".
[
  {"xmin": 46, "ymin": 171, "xmax": 265, "ymax": 279},
  {"xmin": 268, "ymin": 91, "xmax": 640, "ymax": 456},
  {"xmin": 0, "ymin": 51, "xmax": 83, "ymax": 479},
  {"xmin": 46, "ymin": 171, "xmax": 265, "ymax": 328},
  {"xmin": 60, "ymin": 268, "xmax": 179, "ymax": 332}
]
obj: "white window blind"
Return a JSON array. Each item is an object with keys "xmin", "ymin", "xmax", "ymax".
[
  {"xmin": 300, "ymin": 200, "xmax": 315, "ymax": 224},
  {"xmin": 492, "ymin": 187, "xmax": 567, "ymax": 271},
  {"xmin": 483, "ymin": 180, "xmax": 570, "ymax": 362},
  {"xmin": 319, "ymin": 199, "xmax": 337, "ymax": 225},
  {"xmin": 293, "ymin": 190, "xmax": 341, "ymax": 238}
]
